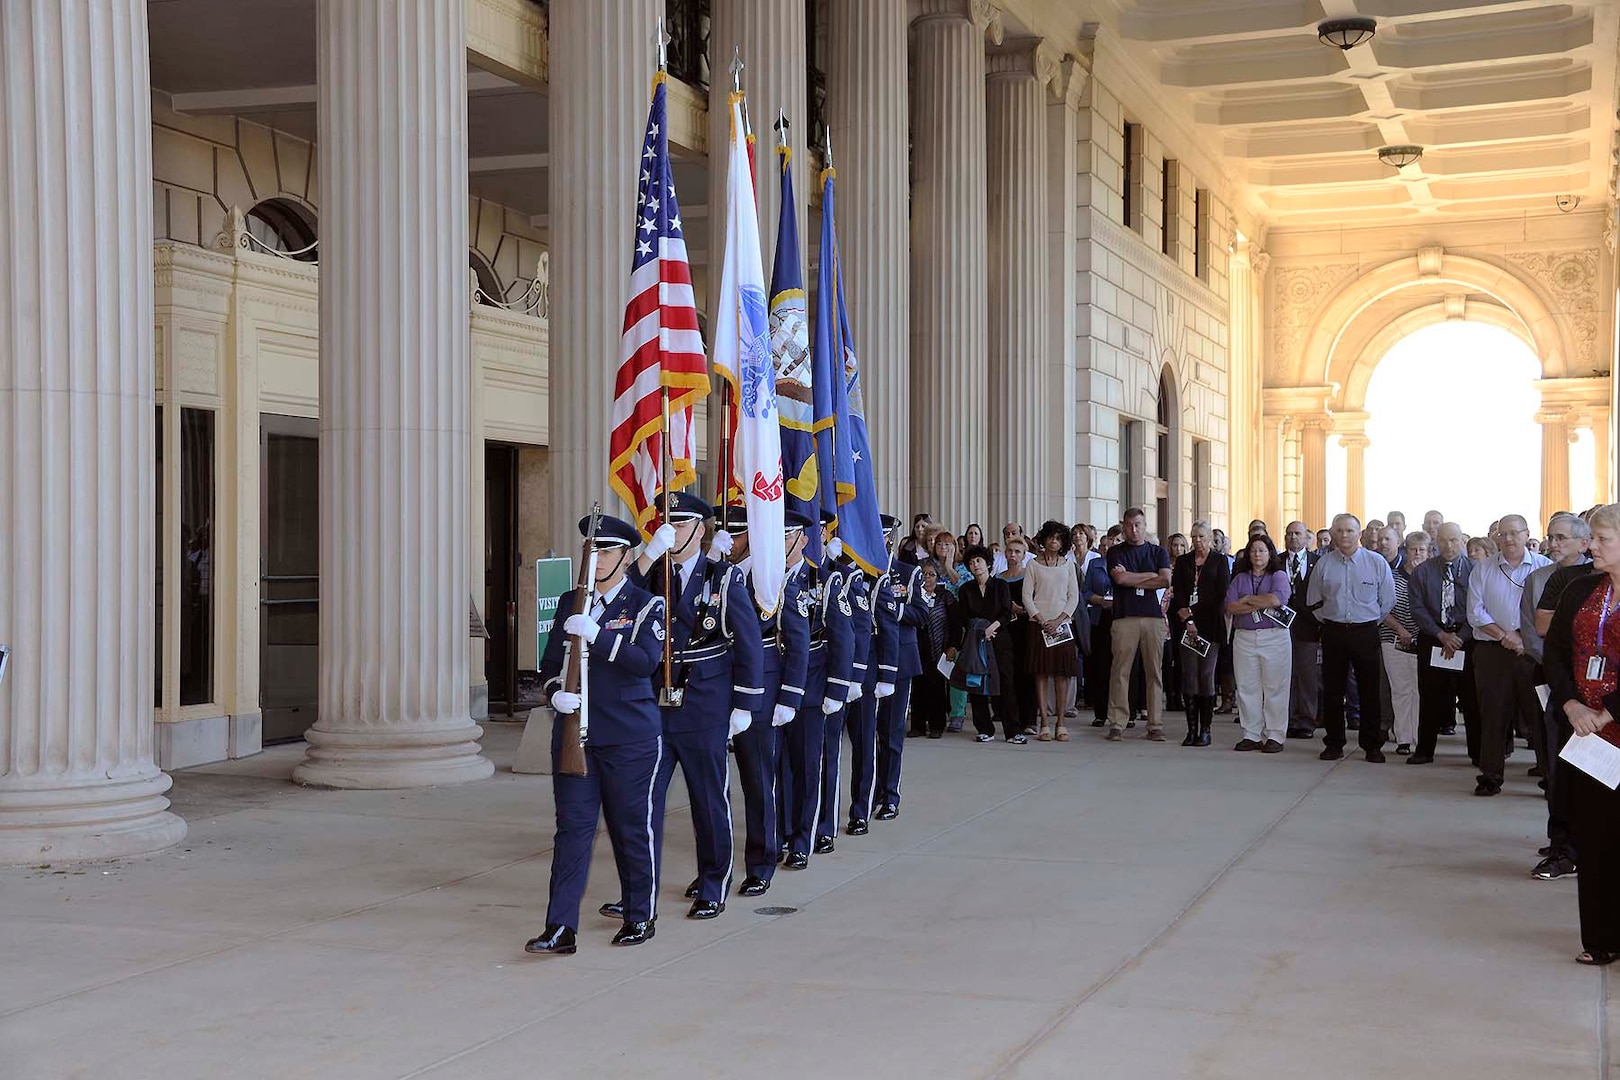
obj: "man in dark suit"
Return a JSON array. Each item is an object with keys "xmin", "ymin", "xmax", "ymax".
[
  {"xmin": 1406, "ymin": 521, "xmax": 1478, "ymax": 766},
  {"xmin": 1281, "ymin": 521, "xmax": 1320, "ymax": 740}
]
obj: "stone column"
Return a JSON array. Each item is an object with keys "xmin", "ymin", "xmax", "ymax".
[
  {"xmin": 0, "ymin": 0, "xmax": 187, "ymax": 862},
  {"xmin": 295, "ymin": 0, "xmax": 492, "ymax": 788},
  {"xmin": 1045, "ymin": 58, "xmax": 1087, "ymax": 524},
  {"xmin": 1261, "ymin": 414, "xmax": 1286, "ymax": 532},
  {"xmin": 1340, "ymin": 434, "xmax": 1370, "ymax": 524},
  {"xmin": 910, "ymin": 0, "xmax": 997, "ymax": 527},
  {"xmin": 1299, "ymin": 418, "xmax": 1329, "ymax": 532},
  {"xmin": 548, "ymin": 0, "xmax": 661, "ymax": 553},
  {"xmin": 829, "ymin": 0, "xmax": 911, "ymax": 512},
  {"xmin": 1537, "ymin": 409, "xmax": 1573, "ymax": 527},
  {"xmin": 1593, "ymin": 407, "xmax": 1612, "ymax": 503},
  {"xmin": 985, "ymin": 39, "xmax": 1054, "ymax": 529}
]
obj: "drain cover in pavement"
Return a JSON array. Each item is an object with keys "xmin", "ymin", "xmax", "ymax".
[{"xmin": 754, "ymin": 906, "xmax": 798, "ymax": 916}]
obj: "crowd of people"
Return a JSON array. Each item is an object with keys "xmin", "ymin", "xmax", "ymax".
[{"xmin": 528, "ymin": 490, "xmax": 1620, "ymax": 970}]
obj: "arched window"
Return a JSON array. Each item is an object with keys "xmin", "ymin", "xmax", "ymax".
[
  {"xmin": 470, "ymin": 250, "xmax": 504, "ymax": 306},
  {"xmin": 244, "ymin": 198, "xmax": 317, "ymax": 261}
]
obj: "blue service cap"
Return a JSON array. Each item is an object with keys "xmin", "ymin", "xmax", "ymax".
[
  {"xmin": 577, "ymin": 514, "xmax": 640, "ymax": 548},
  {"xmin": 819, "ymin": 509, "xmax": 837, "ymax": 527},
  {"xmin": 714, "ymin": 502, "xmax": 749, "ymax": 532},
  {"xmin": 784, "ymin": 507, "xmax": 817, "ymax": 532},
  {"xmin": 655, "ymin": 490, "xmax": 712, "ymax": 522},
  {"xmin": 880, "ymin": 513, "xmax": 903, "ymax": 532}
]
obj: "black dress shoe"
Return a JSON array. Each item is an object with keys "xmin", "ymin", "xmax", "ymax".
[
  {"xmin": 927, "ymin": 731, "xmax": 944, "ymax": 739},
  {"xmin": 814, "ymin": 835, "xmax": 835, "ymax": 854},
  {"xmin": 1319, "ymin": 747, "xmax": 1344, "ymax": 761},
  {"xmin": 738, "ymin": 876, "xmax": 770, "ymax": 896},
  {"xmin": 612, "ymin": 920, "xmax": 656, "ymax": 946},
  {"xmin": 1233, "ymin": 739, "xmax": 1260, "ymax": 752},
  {"xmin": 1365, "ymin": 749, "xmax": 1386, "ymax": 763},
  {"xmin": 1261, "ymin": 740, "xmax": 1284, "ymax": 754},
  {"xmin": 1090, "ymin": 718, "xmax": 1106, "ymax": 727},
  {"xmin": 524, "ymin": 924, "xmax": 576, "ymax": 954},
  {"xmin": 598, "ymin": 901, "xmax": 626, "ymax": 919},
  {"xmin": 684, "ymin": 878, "xmax": 700, "ymax": 899},
  {"xmin": 1286, "ymin": 727, "xmax": 1315, "ymax": 740},
  {"xmin": 784, "ymin": 851, "xmax": 809, "ymax": 870},
  {"xmin": 1474, "ymin": 781, "xmax": 1501, "ymax": 796},
  {"xmin": 1440, "ymin": 725, "xmax": 1456, "ymax": 736},
  {"xmin": 846, "ymin": 819, "xmax": 869, "ymax": 836},
  {"xmin": 687, "ymin": 899, "xmax": 725, "ymax": 919},
  {"xmin": 1406, "ymin": 752, "xmax": 1434, "ymax": 765},
  {"xmin": 875, "ymin": 804, "xmax": 899, "ymax": 820}
]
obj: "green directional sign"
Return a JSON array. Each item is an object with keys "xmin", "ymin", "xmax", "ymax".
[{"xmin": 535, "ymin": 557, "xmax": 574, "ymax": 665}]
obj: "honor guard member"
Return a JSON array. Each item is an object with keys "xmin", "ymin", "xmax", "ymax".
[
  {"xmin": 873, "ymin": 514, "xmax": 929, "ymax": 820},
  {"xmin": 722, "ymin": 504, "xmax": 813, "ymax": 896},
  {"xmin": 845, "ymin": 522, "xmax": 904, "ymax": 835},
  {"xmin": 616, "ymin": 491, "xmax": 762, "ymax": 922},
  {"xmin": 818, "ymin": 535, "xmax": 874, "ymax": 846},
  {"xmin": 782, "ymin": 509, "xmax": 855, "ymax": 868},
  {"xmin": 525, "ymin": 514, "xmax": 666, "ymax": 955}
]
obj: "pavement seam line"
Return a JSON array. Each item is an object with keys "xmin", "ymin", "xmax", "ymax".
[
  {"xmin": 398, "ymin": 747, "xmax": 1112, "ymax": 1078},
  {"xmin": 1599, "ymin": 964, "xmax": 1610, "ymax": 1079},
  {"xmin": 985, "ymin": 756, "xmax": 1349, "ymax": 1079}
]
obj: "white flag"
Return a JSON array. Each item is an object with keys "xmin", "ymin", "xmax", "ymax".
[{"xmin": 711, "ymin": 91, "xmax": 785, "ymax": 614}]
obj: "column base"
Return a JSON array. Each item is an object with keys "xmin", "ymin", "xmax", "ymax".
[
  {"xmin": 292, "ymin": 721, "xmax": 495, "ymax": 789},
  {"xmin": 0, "ymin": 771, "xmax": 188, "ymax": 866}
]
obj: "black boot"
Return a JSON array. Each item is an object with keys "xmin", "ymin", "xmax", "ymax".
[
  {"xmin": 1181, "ymin": 700, "xmax": 1197, "ymax": 746},
  {"xmin": 1196, "ymin": 697, "xmax": 1213, "ymax": 747}
]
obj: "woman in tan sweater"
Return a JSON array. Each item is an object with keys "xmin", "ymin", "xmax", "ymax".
[{"xmin": 1024, "ymin": 520, "xmax": 1082, "ymax": 740}]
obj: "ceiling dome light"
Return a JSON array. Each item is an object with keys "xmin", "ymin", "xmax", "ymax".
[
  {"xmin": 1318, "ymin": 17, "xmax": 1377, "ymax": 50},
  {"xmin": 1377, "ymin": 145, "xmax": 1424, "ymax": 168}
]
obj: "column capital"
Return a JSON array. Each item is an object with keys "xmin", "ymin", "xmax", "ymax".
[
  {"xmin": 1338, "ymin": 433, "xmax": 1371, "ymax": 451},
  {"xmin": 914, "ymin": 0, "xmax": 1003, "ymax": 42},
  {"xmin": 986, "ymin": 37, "xmax": 1058, "ymax": 88}
]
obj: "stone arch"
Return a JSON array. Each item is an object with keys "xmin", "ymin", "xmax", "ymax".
[
  {"xmin": 1341, "ymin": 302, "xmax": 1537, "ymax": 410},
  {"xmin": 1300, "ymin": 251, "xmax": 1570, "ymax": 407}
]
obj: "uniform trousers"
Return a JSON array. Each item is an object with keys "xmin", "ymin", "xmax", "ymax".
[
  {"xmin": 1543, "ymin": 697, "xmax": 1576, "ymax": 859},
  {"xmin": 816, "ymin": 699, "xmax": 848, "ymax": 842},
  {"xmin": 547, "ymin": 734, "xmax": 664, "ymax": 929},
  {"xmin": 1571, "ymin": 769, "xmax": 1620, "ymax": 955},
  {"xmin": 875, "ymin": 678, "xmax": 914, "ymax": 809},
  {"xmin": 1320, "ymin": 620, "xmax": 1384, "ymax": 754},
  {"xmin": 847, "ymin": 687, "xmax": 880, "ymax": 824},
  {"xmin": 1289, "ymin": 638, "xmax": 1321, "ymax": 729},
  {"xmin": 1380, "ymin": 642, "xmax": 1420, "ymax": 747},
  {"xmin": 782, "ymin": 705, "xmax": 827, "ymax": 858},
  {"xmin": 651, "ymin": 724, "xmax": 733, "ymax": 905},
  {"xmin": 1471, "ymin": 641, "xmax": 1540, "ymax": 788},
  {"xmin": 1109, "ymin": 617, "xmax": 1167, "ymax": 732},
  {"xmin": 1414, "ymin": 635, "xmax": 1479, "ymax": 760},
  {"xmin": 1232, "ymin": 628, "xmax": 1292, "ymax": 743},
  {"xmin": 914, "ymin": 667, "xmax": 951, "ymax": 736},
  {"xmin": 732, "ymin": 717, "xmax": 782, "ymax": 882}
]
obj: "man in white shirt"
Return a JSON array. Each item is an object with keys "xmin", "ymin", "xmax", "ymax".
[
  {"xmin": 1466, "ymin": 513, "xmax": 1551, "ymax": 796},
  {"xmin": 991, "ymin": 521, "xmax": 1035, "ymax": 574}
]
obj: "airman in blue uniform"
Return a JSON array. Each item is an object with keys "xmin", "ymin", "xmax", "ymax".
[
  {"xmin": 716, "ymin": 504, "xmax": 813, "ymax": 896},
  {"xmin": 819, "ymin": 536, "xmax": 875, "ymax": 845},
  {"xmin": 612, "ymin": 491, "xmax": 763, "ymax": 922},
  {"xmin": 782, "ymin": 509, "xmax": 855, "ymax": 868},
  {"xmin": 525, "ymin": 513, "xmax": 666, "ymax": 955},
  {"xmin": 874, "ymin": 515, "xmax": 929, "ymax": 820}
]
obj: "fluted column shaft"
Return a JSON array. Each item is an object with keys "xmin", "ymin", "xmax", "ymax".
[
  {"xmin": 1539, "ymin": 412, "xmax": 1572, "ymax": 528},
  {"xmin": 1299, "ymin": 420, "xmax": 1329, "ymax": 532},
  {"xmin": 911, "ymin": 1, "xmax": 991, "ymax": 528},
  {"xmin": 297, "ymin": 0, "xmax": 491, "ymax": 788},
  {"xmin": 1341, "ymin": 434, "xmax": 1370, "ymax": 524},
  {"xmin": 829, "ymin": 0, "xmax": 910, "ymax": 512},
  {"xmin": 548, "ymin": 0, "xmax": 660, "ymax": 553},
  {"xmin": 1593, "ymin": 407, "xmax": 1612, "ymax": 502},
  {"xmin": 0, "ymin": 0, "xmax": 186, "ymax": 862},
  {"xmin": 986, "ymin": 43, "xmax": 1051, "ymax": 529}
]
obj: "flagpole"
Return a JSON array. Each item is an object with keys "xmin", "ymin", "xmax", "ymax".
[{"xmin": 654, "ymin": 15, "xmax": 679, "ymax": 707}]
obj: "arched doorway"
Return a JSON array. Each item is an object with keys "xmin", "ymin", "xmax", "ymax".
[{"xmin": 1362, "ymin": 322, "xmax": 1541, "ymax": 535}]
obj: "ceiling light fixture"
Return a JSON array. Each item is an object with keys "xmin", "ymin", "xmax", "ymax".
[
  {"xmin": 1377, "ymin": 145, "xmax": 1424, "ymax": 168},
  {"xmin": 1317, "ymin": 17, "xmax": 1377, "ymax": 50}
]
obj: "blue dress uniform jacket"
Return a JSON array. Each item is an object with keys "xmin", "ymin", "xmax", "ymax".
[
  {"xmin": 635, "ymin": 556, "xmax": 764, "ymax": 906},
  {"xmin": 783, "ymin": 560, "xmax": 853, "ymax": 858},
  {"xmin": 736, "ymin": 558, "xmax": 812, "ymax": 881},
  {"xmin": 848, "ymin": 567, "xmax": 892, "ymax": 826},
  {"xmin": 537, "ymin": 582, "xmax": 667, "ymax": 929},
  {"xmin": 819, "ymin": 567, "xmax": 871, "ymax": 842},
  {"xmin": 876, "ymin": 557, "xmax": 930, "ymax": 809}
]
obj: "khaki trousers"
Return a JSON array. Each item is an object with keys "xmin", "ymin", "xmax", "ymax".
[{"xmin": 1109, "ymin": 617, "xmax": 1167, "ymax": 731}]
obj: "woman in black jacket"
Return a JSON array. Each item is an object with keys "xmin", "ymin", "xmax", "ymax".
[
  {"xmin": 949, "ymin": 546, "xmax": 1023, "ymax": 744},
  {"xmin": 1542, "ymin": 503, "xmax": 1620, "ymax": 965},
  {"xmin": 1170, "ymin": 521, "xmax": 1231, "ymax": 747}
]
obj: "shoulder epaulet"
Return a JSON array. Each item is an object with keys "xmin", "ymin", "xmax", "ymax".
[{"xmin": 633, "ymin": 595, "xmax": 663, "ymax": 642}]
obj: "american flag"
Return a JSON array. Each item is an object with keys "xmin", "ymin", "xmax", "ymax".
[{"xmin": 608, "ymin": 73, "xmax": 709, "ymax": 536}]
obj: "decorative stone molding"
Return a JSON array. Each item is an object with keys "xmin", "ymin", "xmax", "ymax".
[
  {"xmin": 915, "ymin": 0, "xmax": 1002, "ymax": 42},
  {"xmin": 1250, "ymin": 248, "xmax": 1271, "ymax": 278},
  {"xmin": 1050, "ymin": 55, "xmax": 1089, "ymax": 107},
  {"xmin": 665, "ymin": 77, "xmax": 708, "ymax": 155},
  {"xmin": 466, "ymin": 0, "xmax": 548, "ymax": 88},
  {"xmin": 1270, "ymin": 260, "xmax": 1358, "ymax": 373},
  {"xmin": 1262, "ymin": 384, "xmax": 1337, "ymax": 418},
  {"xmin": 1504, "ymin": 247, "xmax": 1602, "ymax": 368},
  {"xmin": 1085, "ymin": 208, "xmax": 1227, "ymax": 318},
  {"xmin": 1416, "ymin": 246, "xmax": 1444, "ymax": 276},
  {"xmin": 987, "ymin": 37, "xmax": 1058, "ymax": 88}
]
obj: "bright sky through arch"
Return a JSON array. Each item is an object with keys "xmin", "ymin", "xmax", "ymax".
[{"xmin": 1363, "ymin": 322, "xmax": 1542, "ymax": 538}]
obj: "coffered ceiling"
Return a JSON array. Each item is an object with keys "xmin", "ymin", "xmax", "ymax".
[{"xmin": 1109, "ymin": 0, "xmax": 1620, "ymax": 226}]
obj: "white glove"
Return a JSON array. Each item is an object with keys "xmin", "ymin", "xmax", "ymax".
[
  {"xmin": 875, "ymin": 682, "xmax": 896, "ymax": 699},
  {"xmin": 772, "ymin": 704, "xmax": 796, "ymax": 727},
  {"xmin": 551, "ymin": 690, "xmax": 581, "ymax": 715},
  {"xmin": 728, "ymin": 708, "xmax": 753, "ymax": 738},
  {"xmin": 644, "ymin": 522, "xmax": 677, "ymax": 561},
  {"xmin": 821, "ymin": 697, "xmax": 841, "ymax": 716},
  {"xmin": 709, "ymin": 529, "xmax": 734, "ymax": 558},
  {"xmin": 848, "ymin": 684, "xmax": 863, "ymax": 702},
  {"xmin": 826, "ymin": 538, "xmax": 843, "ymax": 560},
  {"xmin": 563, "ymin": 613, "xmax": 600, "ymax": 644}
]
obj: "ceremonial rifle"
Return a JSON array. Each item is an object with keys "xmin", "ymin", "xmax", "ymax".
[{"xmin": 557, "ymin": 503, "xmax": 601, "ymax": 778}]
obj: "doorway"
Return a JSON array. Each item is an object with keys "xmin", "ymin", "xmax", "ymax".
[
  {"xmin": 260, "ymin": 415, "xmax": 320, "ymax": 743},
  {"xmin": 485, "ymin": 443, "xmax": 522, "ymax": 714}
]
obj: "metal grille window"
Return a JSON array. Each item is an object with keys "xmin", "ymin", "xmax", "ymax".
[{"xmin": 665, "ymin": 0, "xmax": 711, "ymax": 92}]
